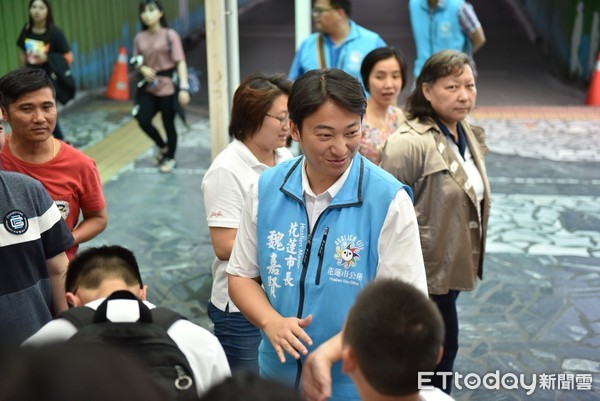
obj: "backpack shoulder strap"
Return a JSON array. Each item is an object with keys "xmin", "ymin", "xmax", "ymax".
[
  {"xmin": 93, "ymin": 290, "xmax": 153, "ymax": 323},
  {"xmin": 59, "ymin": 307, "xmax": 96, "ymax": 329},
  {"xmin": 150, "ymin": 307, "xmax": 188, "ymax": 331}
]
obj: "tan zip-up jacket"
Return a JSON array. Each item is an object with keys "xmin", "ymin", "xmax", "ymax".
[{"xmin": 380, "ymin": 117, "xmax": 491, "ymax": 294}]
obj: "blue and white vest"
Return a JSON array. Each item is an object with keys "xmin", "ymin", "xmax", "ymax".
[
  {"xmin": 256, "ymin": 153, "xmax": 411, "ymax": 400},
  {"xmin": 410, "ymin": 0, "xmax": 471, "ymax": 77},
  {"xmin": 288, "ymin": 20, "xmax": 386, "ymax": 85}
]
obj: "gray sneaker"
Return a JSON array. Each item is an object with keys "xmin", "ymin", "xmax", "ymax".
[
  {"xmin": 153, "ymin": 147, "xmax": 169, "ymax": 166},
  {"xmin": 159, "ymin": 158, "xmax": 176, "ymax": 173}
]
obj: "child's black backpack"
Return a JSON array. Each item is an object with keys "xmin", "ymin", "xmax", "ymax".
[{"xmin": 59, "ymin": 290, "xmax": 196, "ymax": 401}]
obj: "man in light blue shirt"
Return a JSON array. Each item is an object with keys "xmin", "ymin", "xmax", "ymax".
[
  {"xmin": 289, "ymin": 0, "xmax": 386, "ymax": 86},
  {"xmin": 409, "ymin": 0, "xmax": 486, "ymax": 78}
]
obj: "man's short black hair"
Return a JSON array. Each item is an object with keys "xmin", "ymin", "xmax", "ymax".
[
  {"xmin": 65, "ymin": 245, "xmax": 144, "ymax": 294},
  {"xmin": 330, "ymin": 0, "xmax": 351, "ymax": 16},
  {"xmin": 198, "ymin": 371, "xmax": 302, "ymax": 401},
  {"xmin": 288, "ymin": 68, "xmax": 365, "ymax": 131},
  {"xmin": 343, "ymin": 279, "xmax": 444, "ymax": 396},
  {"xmin": 0, "ymin": 67, "xmax": 56, "ymax": 111}
]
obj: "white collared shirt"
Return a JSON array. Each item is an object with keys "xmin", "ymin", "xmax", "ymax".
[
  {"xmin": 227, "ymin": 158, "xmax": 427, "ymax": 295},
  {"xmin": 302, "ymin": 158, "xmax": 353, "ymax": 231},
  {"xmin": 446, "ymin": 138, "xmax": 485, "ymax": 220},
  {"xmin": 201, "ymin": 139, "xmax": 293, "ymax": 312}
]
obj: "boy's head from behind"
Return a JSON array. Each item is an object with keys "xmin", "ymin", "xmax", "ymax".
[
  {"xmin": 0, "ymin": 342, "xmax": 168, "ymax": 401},
  {"xmin": 342, "ymin": 279, "xmax": 444, "ymax": 397},
  {"xmin": 198, "ymin": 371, "xmax": 302, "ymax": 401},
  {"xmin": 65, "ymin": 245, "xmax": 146, "ymax": 306}
]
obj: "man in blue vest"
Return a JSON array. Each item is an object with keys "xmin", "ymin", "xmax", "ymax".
[
  {"xmin": 409, "ymin": 0, "xmax": 486, "ymax": 78},
  {"xmin": 227, "ymin": 68, "xmax": 427, "ymax": 401},
  {"xmin": 289, "ymin": 0, "xmax": 386, "ymax": 86}
]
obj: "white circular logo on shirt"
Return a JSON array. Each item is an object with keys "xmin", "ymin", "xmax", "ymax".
[{"xmin": 4, "ymin": 210, "xmax": 28, "ymax": 235}]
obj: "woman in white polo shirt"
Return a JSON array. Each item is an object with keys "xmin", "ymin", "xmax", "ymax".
[{"xmin": 201, "ymin": 73, "xmax": 293, "ymax": 373}]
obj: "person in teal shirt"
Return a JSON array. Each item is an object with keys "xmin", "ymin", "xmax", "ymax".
[
  {"xmin": 409, "ymin": 0, "xmax": 486, "ymax": 78},
  {"xmin": 288, "ymin": 0, "xmax": 385, "ymax": 87}
]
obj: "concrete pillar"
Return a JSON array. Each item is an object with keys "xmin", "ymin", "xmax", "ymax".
[
  {"xmin": 226, "ymin": 0, "xmax": 240, "ymax": 100},
  {"xmin": 295, "ymin": 0, "xmax": 312, "ymax": 49},
  {"xmin": 205, "ymin": 1, "xmax": 231, "ymax": 159}
]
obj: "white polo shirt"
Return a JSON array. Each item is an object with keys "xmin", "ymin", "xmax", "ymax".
[{"xmin": 201, "ymin": 139, "xmax": 293, "ymax": 312}]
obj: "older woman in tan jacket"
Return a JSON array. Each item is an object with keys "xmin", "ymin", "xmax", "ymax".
[{"xmin": 380, "ymin": 49, "xmax": 491, "ymax": 395}]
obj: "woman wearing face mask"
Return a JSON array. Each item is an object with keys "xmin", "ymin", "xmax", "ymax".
[
  {"xmin": 17, "ymin": 0, "xmax": 73, "ymax": 141},
  {"xmin": 358, "ymin": 47, "xmax": 408, "ymax": 165},
  {"xmin": 133, "ymin": 0, "xmax": 190, "ymax": 174},
  {"xmin": 201, "ymin": 73, "xmax": 293, "ymax": 373},
  {"xmin": 380, "ymin": 49, "xmax": 491, "ymax": 395}
]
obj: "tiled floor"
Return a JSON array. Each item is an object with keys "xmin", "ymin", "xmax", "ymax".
[
  {"xmin": 472, "ymin": 106, "xmax": 600, "ymax": 121},
  {"xmin": 57, "ymin": 96, "xmax": 600, "ymax": 399}
]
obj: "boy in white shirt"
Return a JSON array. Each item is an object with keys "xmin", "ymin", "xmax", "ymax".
[{"xmin": 24, "ymin": 245, "xmax": 231, "ymax": 398}]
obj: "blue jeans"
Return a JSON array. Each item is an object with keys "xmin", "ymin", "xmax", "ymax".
[
  {"xmin": 430, "ymin": 290, "xmax": 461, "ymax": 394},
  {"xmin": 208, "ymin": 301, "xmax": 261, "ymax": 373}
]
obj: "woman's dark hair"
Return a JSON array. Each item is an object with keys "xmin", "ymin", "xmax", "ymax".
[
  {"xmin": 288, "ymin": 68, "xmax": 366, "ymax": 132},
  {"xmin": 229, "ymin": 73, "xmax": 292, "ymax": 141},
  {"xmin": 405, "ymin": 49, "xmax": 477, "ymax": 121},
  {"xmin": 26, "ymin": 0, "xmax": 55, "ymax": 33},
  {"xmin": 139, "ymin": 0, "xmax": 168, "ymax": 29},
  {"xmin": 360, "ymin": 46, "xmax": 408, "ymax": 93}
]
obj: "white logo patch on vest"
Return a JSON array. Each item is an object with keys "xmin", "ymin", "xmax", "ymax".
[
  {"xmin": 328, "ymin": 235, "xmax": 365, "ymax": 285},
  {"xmin": 347, "ymin": 50, "xmax": 363, "ymax": 72},
  {"xmin": 334, "ymin": 235, "xmax": 364, "ymax": 268},
  {"xmin": 4, "ymin": 210, "xmax": 28, "ymax": 235}
]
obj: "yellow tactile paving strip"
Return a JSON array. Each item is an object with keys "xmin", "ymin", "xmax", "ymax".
[
  {"xmin": 84, "ymin": 116, "xmax": 163, "ymax": 183},
  {"xmin": 472, "ymin": 106, "xmax": 600, "ymax": 120}
]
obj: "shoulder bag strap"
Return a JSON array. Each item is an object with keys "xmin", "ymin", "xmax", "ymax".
[
  {"xmin": 317, "ymin": 34, "xmax": 326, "ymax": 69},
  {"xmin": 165, "ymin": 28, "xmax": 173, "ymax": 58}
]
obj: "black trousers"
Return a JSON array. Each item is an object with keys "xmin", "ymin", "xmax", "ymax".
[
  {"xmin": 430, "ymin": 290, "xmax": 461, "ymax": 394},
  {"xmin": 134, "ymin": 90, "xmax": 177, "ymax": 159}
]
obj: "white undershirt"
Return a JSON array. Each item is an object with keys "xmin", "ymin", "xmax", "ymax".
[{"xmin": 447, "ymin": 139, "xmax": 485, "ymax": 221}]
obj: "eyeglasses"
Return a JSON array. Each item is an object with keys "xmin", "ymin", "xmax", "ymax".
[
  {"xmin": 265, "ymin": 113, "xmax": 290, "ymax": 128},
  {"xmin": 311, "ymin": 7, "xmax": 333, "ymax": 16}
]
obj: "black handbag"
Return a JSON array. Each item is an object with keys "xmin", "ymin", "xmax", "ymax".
[{"xmin": 47, "ymin": 52, "xmax": 76, "ymax": 105}]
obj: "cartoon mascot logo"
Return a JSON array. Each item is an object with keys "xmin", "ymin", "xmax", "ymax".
[{"xmin": 334, "ymin": 237, "xmax": 363, "ymax": 269}]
